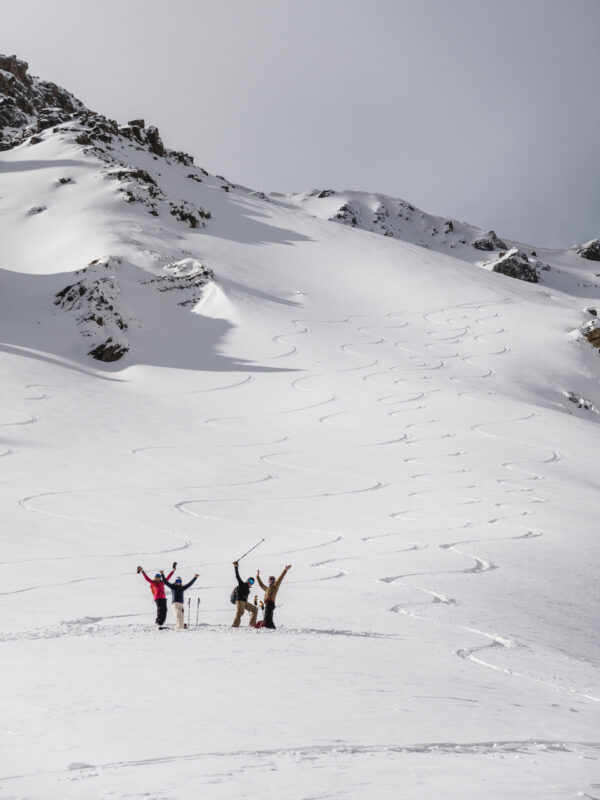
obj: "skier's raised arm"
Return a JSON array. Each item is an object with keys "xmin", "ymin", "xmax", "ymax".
[
  {"xmin": 181, "ymin": 574, "xmax": 199, "ymax": 591},
  {"xmin": 138, "ymin": 567, "xmax": 153, "ymax": 584},
  {"xmin": 161, "ymin": 571, "xmax": 175, "ymax": 589},
  {"xmin": 273, "ymin": 565, "xmax": 291, "ymax": 590},
  {"xmin": 256, "ymin": 569, "xmax": 267, "ymax": 591},
  {"xmin": 233, "ymin": 561, "xmax": 245, "ymax": 588}
]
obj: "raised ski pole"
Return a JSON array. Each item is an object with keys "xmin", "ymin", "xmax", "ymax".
[
  {"xmin": 236, "ymin": 538, "xmax": 265, "ymax": 563},
  {"xmin": 195, "ymin": 597, "xmax": 200, "ymax": 627}
]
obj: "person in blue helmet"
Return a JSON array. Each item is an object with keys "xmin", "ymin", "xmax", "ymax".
[
  {"xmin": 232, "ymin": 561, "xmax": 258, "ymax": 627},
  {"xmin": 161, "ymin": 570, "xmax": 198, "ymax": 630}
]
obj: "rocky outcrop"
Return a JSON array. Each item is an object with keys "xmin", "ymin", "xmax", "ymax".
[
  {"xmin": 88, "ymin": 339, "xmax": 129, "ymax": 362},
  {"xmin": 142, "ymin": 259, "xmax": 215, "ymax": 307},
  {"xmin": 0, "ymin": 53, "xmax": 196, "ymax": 172},
  {"xmin": 565, "ymin": 390, "xmax": 597, "ymax": 412},
  {"xmin": 0, "ymin": 54, "xmax": 84, "ymax": 149},
  {"xmin": 54, "ymin": 257, "xmax": 129, "ymax": 362},
  {"xmin": 333, "ymin": 203, "xmax": 359, "ymax": 227},
  {"xmin": 577, "ymin": 239, "xmax": 600, "ymax": 261},
  {"xmin": 487, "ymin": 248, "xmax": 544, "ymax": 283},
  {"xmin": 581, "ymin": 319, "xmax": 600, "ymax": 350},
  {"xmin": 53, "ymin": 256, "xmax": 216, "ymax": 362},
  {"xmin": 472, "ymin": 230, "xmax": 507, "ymax": 251},
  {"xmin": 102, "ymin": 165, "xmax": 211, "ymax": 227}
]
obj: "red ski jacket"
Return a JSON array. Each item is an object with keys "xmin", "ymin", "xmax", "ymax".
[{"xmin": 141, "ymin": 570, "xmax": 174, "ymax": 600}]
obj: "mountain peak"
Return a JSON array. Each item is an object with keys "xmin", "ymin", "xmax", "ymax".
[{"xmin": 0, "ymin": 52, "xmax": 84, "ymax": 150}]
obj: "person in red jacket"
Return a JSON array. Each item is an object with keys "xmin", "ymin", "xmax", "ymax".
[{"xmin": 137, "ymin": 561, "xmax": 176, "ymax": 627}]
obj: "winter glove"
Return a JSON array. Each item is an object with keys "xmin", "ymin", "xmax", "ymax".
[
  {"xmin": 172, "ymin": 561, "xmax": 177, "ymax": 570},
  {"xmin": 136, "ymin": 566, "xmax": 142, "ymax": 574}
]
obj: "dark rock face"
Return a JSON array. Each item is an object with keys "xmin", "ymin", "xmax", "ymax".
[
  {"xmin": 577, "ymin": 239, "xmax": 600, "ymax": 261},
  {"xmin": 0, "ymin": 52, "xmax": 196, "ymax": 172},
  {"xmin": 488, "ymin": 248, "xmax": 541, "ymax": 283},
  {"xmin": 88, "ymin": 339, "xmax": 129, "ymax": 362},
  {"xmin": 333, "ymin": 203, "xmax": 358, "ymax": 226},
  {"xmin": 0, "ymin": 54, "xmax": 83, "ymax": 149},
  {"xmin": 307, "ymin": 189, "xmax": 336, "ymax": 199},
  {"xmin": 0, "ymin": 54, "xmax": 28, "ymax": 83},
  {"xmin": 145, "ymin": 125, "xmax": 165, "ymax": 157},
  {"xmin": 472, "ymin": 230, "xmax": 507, "ymax": 251},
  {"xmin": 54, "ymin": 256, "xmax": 216, "ymax": 363},
  {"xmin": 54, "ymin": 257, "xmax": 129, "ymax": 361}
]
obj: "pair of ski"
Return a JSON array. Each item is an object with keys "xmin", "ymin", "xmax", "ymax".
[{"xmin": 158, "ymin": 597, "xmax": 200, "ymax": 630}]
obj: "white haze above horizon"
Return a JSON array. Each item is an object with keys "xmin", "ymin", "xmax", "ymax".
[{"xmin": 2, "ymin": 0, "xmax": 599, "ymax": 249}]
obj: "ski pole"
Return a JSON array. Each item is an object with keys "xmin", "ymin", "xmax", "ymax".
[
  {"xmin": 187, "ymin": 597, "xmax": 190, "ymax": 628},
  {"xmin": 196, "ymin": 597, "xmax": 200, "ymax": 627},
  {"xmin": 236, "ymin": 538, "xmax": 265, "ymax": 562}
]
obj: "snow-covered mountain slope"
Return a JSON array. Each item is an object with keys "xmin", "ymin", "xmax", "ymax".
[
  {"xmin": 1, "ymin": 56, "xmax": 599, "ymax": 800},
  {"xmin": 277, "ymin": 187, "xmax": 600, "ymax": 297}
]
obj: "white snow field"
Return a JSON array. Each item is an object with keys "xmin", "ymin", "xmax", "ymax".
[{"xmin": 1, "ymin": 105, "xmax": 600, "ymax": 799}]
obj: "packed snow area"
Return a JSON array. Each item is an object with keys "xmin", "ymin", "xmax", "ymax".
[{"xmin": 1, "ymin": 84, "xmax": 600, "ymax": 799}]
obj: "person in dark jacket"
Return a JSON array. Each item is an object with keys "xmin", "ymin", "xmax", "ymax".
[
  {"xmin": 137, "ymin": 561, "xmax": 176, "ymax": 626},
  {"xmin": 256, "ymin": 565, "xmax": 291, "ymax": 629},
  {"xmin": 161, "ymin": 571, "xmax": 198, "ymax": 629},
  {"xmin": 231, "ymin": 561, "xmax": 258, "ymax": 627}
]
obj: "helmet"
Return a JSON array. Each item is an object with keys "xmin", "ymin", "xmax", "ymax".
[
  {"xmin": 175, "ymin": 577, "xmax": 182, "ymax": 584},
  {"xmin": 247, "ymin": 577, "xmax": 255, "ymax": 585},
  {"xmin": 268, "ymin": 575, "xmax": 276, "ymax": 583},
  {"xmin": 154, "ymin": 573, "xmax": 161, "ymax": 579}
]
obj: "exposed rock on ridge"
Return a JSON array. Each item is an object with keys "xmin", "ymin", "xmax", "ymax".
[
  {"xmin": 53, "ymin": 257, "xmax": 216, "ymax": 362},
  {"xmin": 577, "ymin": 239, "xmax": 600, "ymax": 262},
  {"xmin": 0, "ymin": 54, "xmax": 84, "ymax": 150},
  {"xmin": 54, "ymin": 257, "xmax": 130, "ymax": 362},
  {"xmin": 486, "ymin": 248, "xmax": 549, "ymax": 284}
]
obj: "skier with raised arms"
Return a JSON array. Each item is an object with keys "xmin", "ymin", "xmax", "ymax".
[
  {"xmin": 161, "ymin": 570, "xmax": 198, "ymax": 630},
  {"xmin": 256, "ymin": 565, "xmax": 291, "ymax": 629},
  {"xmin": 231, "ymin": 561, "xmax": 258, "ymax": 627},
  {"xmin": 137, "ymin": 562, "xmax": 176, "ymax": 627}
]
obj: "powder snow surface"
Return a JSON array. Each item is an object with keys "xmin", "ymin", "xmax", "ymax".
[{"xmin": 0, "ymin": 132, "xmax": 599, "ymax": 800}]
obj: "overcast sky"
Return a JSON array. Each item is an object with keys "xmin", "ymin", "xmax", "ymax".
[{"xmin": 3, "ymin": 0, "xmax": 599, "ymax": 247}]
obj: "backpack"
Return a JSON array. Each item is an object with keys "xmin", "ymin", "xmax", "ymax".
[{"xmin": 230, "ymin": 586, "xmax": 239, "ymax": 604}]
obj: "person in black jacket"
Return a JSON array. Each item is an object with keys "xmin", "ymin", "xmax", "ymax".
[
  {"xmin": 161, "ymin": 571, "xmax": 198, "ymax": 630},
  {"xmin": 232, "ymin": 561, "xmax": 258, "ymax": 627}
]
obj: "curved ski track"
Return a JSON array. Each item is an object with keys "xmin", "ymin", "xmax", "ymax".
[{"xmin": 8, "ymin": 296, "xmax": 588, "ymax": 706}]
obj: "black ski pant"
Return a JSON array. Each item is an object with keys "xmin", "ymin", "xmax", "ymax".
[
  {"xmin": 264, "ymin": 600, "xmax": 276, "ymax": 629},
  {"xmin": 155, "ymin": 598, "xmax": 167, "ymax": 626}
]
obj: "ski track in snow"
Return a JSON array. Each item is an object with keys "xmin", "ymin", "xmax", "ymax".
[
  {"xmin": 260, "ymin": 300, "xmax": 583, "ymax": 703},
  {"xmin": 1, "ymin": 737, "xmax": 598, "ymax": 784},
  {"xmin": 7, "ymin": 298, "xmax": 586, "ymax": 708},
  {"xmin": 0, "ymin": 413, "xmax": 38, "ymax": 426}
]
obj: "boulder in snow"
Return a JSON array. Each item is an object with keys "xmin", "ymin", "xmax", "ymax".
[
  {"xmin": 487, "ymin": 248, "xmax": 540, "ymax": 283},
  {"xmin": 472, "ymin": 230, "xmax": 507, "ymax": 251},
  {"xmin": 577, "ymin": 239, "xmax": 600, "ymax": 261}
]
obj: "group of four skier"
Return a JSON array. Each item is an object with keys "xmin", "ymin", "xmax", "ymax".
[{"xmin": 137, "ymin": 561, "xmax": 291, "ymax": 630}]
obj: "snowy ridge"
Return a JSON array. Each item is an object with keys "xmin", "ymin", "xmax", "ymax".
[{"xmin": 277, "ymin": 187, "xmax": 600, "ymax": 298}]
